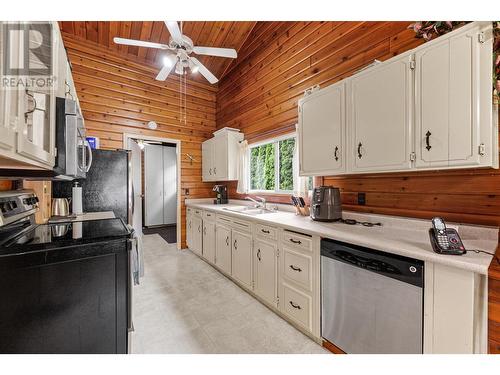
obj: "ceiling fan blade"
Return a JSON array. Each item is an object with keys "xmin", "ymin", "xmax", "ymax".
[
  {"xmin": 155, "ymin": 55, "xmax": 177, "ymax": 81},
  {"xmin": 165, "ymin": 21, "xmax": 183, "ymax": 44},
  {"xmin": 113, "ymin": 37, "xmax": 170, "ymax": 50},
  {"xmin": 193, "ymin": 46, "xmax": 237, "ymax": 59},
  {"xmin": 190, "ymin": 57, "xmax": 218, "ymax": 84}
]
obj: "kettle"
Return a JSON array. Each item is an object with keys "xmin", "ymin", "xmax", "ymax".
[{"xmin": 51, "ymin": 198, "xmax": 71, "ymax": 217}]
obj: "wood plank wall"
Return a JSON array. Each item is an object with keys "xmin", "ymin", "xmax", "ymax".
[
  {"xmin": 217, "ymin": 21, "xmax": 500, "ymax": 229},
  {"xmin": 216, "ymin": 21, "xmax": 500, "ymax": 353},
  {"xmin": 61, "ymin": 33, "xmax": 217, "ymax": 248}
]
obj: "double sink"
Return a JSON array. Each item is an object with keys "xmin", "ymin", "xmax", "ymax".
[{"xmin": 222, "ymin": 205, "xmax": 276, "ymax": 216}]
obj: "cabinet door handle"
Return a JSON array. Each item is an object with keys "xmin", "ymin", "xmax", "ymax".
[
  {"xmin": 234, "ymin": 239, "xmax": 238, "ymax": 250},
  {"xmin": 289, "ymin": 238, "xmax": 302, "ymax": 245},
  {"xmin": 289, "ymin": 301, "xmax": 301, "ymax": 310},
  {"xmin": 357, "ymin": 142, "xmax": 363, "ymax": 159},
  {"xmin": 203, "ymin": 226, "xmax": 207, "ymax": 235},
  {"xmin": 257, "ymin": 249, "xmax": 261, "ymax": 261},
  {"xmin": 261, "ymin": 229, "xmax": 270, "ymax": 234},
  {"xmin": 425, "ymin": 131, "xmax": 432, "ymax": 151},
  {"xmin": 209, "ymin": 168, "xmax": 212, "ymax": 175},
  {"xmin": 24, "ymin": 89, "xmax": 38, "ymax": 120},
  {"xmin": 289, "ymin": 265, "xmax": 302, "ymax": 272},
  {"xmin": 334, "ymin": 145, "xmax": 339, "ymax": 161},
  {"xmin": 225, "ymin": 236, "xmax": 229, "ymax": 246},
  {"xmin": 214, "ymin": 167, "xmax": 216, "ymax": 174},
  {"xmin": 198, "ymin": 225, "xmax": 201, "ymax": 233}
]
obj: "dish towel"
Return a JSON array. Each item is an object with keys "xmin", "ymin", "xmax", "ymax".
[{"xmin": 128, "ymin": 226, "xmax": 144, "ymax": 285}]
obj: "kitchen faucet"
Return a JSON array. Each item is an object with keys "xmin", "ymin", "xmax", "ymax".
[{"xmin": 246, "ymin": 196, "xmax": 267, "ymax": 209}]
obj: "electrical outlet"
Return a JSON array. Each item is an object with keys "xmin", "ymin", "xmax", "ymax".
[{"xmin": 358, "ymin": 192, "xmax": 366, "ymax": 205}]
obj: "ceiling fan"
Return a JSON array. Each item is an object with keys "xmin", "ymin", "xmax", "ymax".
[{"xmin": 113, "ymin": 21, "xmax": 237, "ymax": 84}]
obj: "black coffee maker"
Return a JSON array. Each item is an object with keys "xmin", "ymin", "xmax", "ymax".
[{"xmin": 213, "ymin": 185, "xmax": 228, "ymax": 204}]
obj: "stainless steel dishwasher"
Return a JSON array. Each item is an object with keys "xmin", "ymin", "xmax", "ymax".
[{"xmin": 321, "ymin": 238, "xmax": 424, "ymax": 354}]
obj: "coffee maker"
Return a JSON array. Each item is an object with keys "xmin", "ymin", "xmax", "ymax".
[{"xmin": 213, "ymin": 185, "xmax": 228, "ymax": 204}]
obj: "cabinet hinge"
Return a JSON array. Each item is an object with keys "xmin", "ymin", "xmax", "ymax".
[
  {"xmin": 409, "ymin": 61, "xmax": 416, "ymax": 70},
  {"xmin": 478, "ymin": 32, "xmax": 485, "ymax": 44},
  {"xmin": 410, "ymin": 152, "xmax": 416, "ymax": 162},
  {"xmin": 303, "ymin": 85, "xmax": 320, "ymax": 97},
  {"xmin": 478, "ymin": 143, "xmax": 486, "ymax": 156}
]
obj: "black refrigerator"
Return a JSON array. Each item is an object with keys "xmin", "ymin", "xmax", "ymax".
[{"xmin": 52, "ymin": 149, "xmax": 131, "ymax": 223}]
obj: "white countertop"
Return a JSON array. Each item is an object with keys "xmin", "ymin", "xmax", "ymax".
[{"xmin": 186, "ymin": 199, "xmax": 498, "ymax": 275}]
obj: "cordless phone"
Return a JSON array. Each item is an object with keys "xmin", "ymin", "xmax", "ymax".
[{"xmin": 429, "ymin": 217, "xmax": 466, "ymax": 255}]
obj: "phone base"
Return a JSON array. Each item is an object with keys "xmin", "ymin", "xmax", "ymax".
[{"xmin": 428, "ymin": 229, "xmax": 466, "ymax": 255}]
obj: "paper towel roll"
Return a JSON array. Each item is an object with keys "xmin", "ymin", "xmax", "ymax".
[{"xmin": 72, "ymin": 183, "xmax": 83, "ymax": 215}]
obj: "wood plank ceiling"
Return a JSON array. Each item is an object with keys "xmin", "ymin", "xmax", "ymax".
[{"xmin": 59, "ymin": 21, "xmax": 257, "ymax": 81}]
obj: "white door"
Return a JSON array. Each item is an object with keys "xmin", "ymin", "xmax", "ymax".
[
  {"xmin": 298, "ymin": 82, "xmax": 345, "ymax": 176},
  {"xmin": 349, "ymin": 54, "xmax": 413, "ymax": 172},
  {"xmin": 213, "ymin": 135, "xmax": 228, "ymax": 180},
  {"xmin": 202, "ymin": 220, "xmax": 216, "ymax": 264},
  {"xmin": 191, "ymin": 216, "xmax": 203, "ymax": 256},
  {"xmin": 254, "ymin": 239, "xmax": 277, "ymax": 306},
  {"xmin": 144, "ymin": 144, "xmax": 164, "ymax": 226},
  {"xmin": 231, "ymin": 229, "xmax": 253, "ymax": 289},
  {"xmin": 202, "ymin": 139, "xmax": 214, "ymax": 181},
  {"xmin": 128, "ymin": 139, "xmax": 143, "ymax": 237},
  {"xmin": 215, "ymin": 224, "xmax": 231, "ymax": 274},
  {"xmin": 162, "ymin": 146, "xmax": 177, "ymax": 225},
  {"xmin": 415, "ymin": 24, "xmax": 483, "ymax": 168}
]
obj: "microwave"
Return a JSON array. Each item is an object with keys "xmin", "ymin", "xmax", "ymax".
[{"xmin": 54, "ymin": 97, "xmax": 92, "ymax": 179}]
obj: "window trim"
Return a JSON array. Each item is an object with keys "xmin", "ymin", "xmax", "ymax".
[{"xmin": 247, "ymin": 132, "xmax": 296, "ymax": 194}]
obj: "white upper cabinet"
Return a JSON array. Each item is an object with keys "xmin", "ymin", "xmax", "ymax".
[
  {"xmin": 415, "ymin": 22, "xmax": 495, "ymax": 169},
  {"xmin": 202, "ymin": 127, "xmax": 243, "ymax": 182},
  {"xmin": 296, "ymin": 21, "xmax": 497, "ymax": 176},
  {"xmin": 298, "ymin": 82, "xmax": 346, "ymax": 176},
  {"xmin": 349, "ymin": 53, "xmax": 413, "ymax": 173}
]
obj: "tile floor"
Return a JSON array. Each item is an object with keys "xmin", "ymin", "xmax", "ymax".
[{"xmin": 131, "ymin": 234, "xmax": 328, "ymax": 354}]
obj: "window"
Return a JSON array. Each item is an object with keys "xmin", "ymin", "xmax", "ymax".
[{"xmin": 248, "ymin": 135, "xmax": 311, "ymax": 193}]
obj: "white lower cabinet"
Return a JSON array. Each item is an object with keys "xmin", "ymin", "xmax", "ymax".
[
  {"xmin": 231, "ymin": 229, "xmax": 253, "ymax": 289},
  {"xmin": 202, "ymin": 219, "xmax": 216, "ymax": 264},
  {"xmin": 188, "ymin": 208, "xmax": 320, "ymax": 340},
  {"xmin": 253, "ymin": 238, "xmax": 278, "ymax": 307},
  {"xmin": 215, "ymin": 223, "xmax": 232, "ymax": 275},
  {"xmin": 190, "ymin": 216, "xmax": 203, "ymax": 257}
]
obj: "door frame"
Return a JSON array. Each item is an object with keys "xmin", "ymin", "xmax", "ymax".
[{"xmin": 123, "ymin": 133, "xmax": 182, "ymax": 250}]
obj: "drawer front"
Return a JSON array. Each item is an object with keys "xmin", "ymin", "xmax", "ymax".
[
  {"xmin": 231, "ymin": 218, "xmax": 252, "ymax": 232},
  {"xmin": 282, "ymin": 231, "xmax": 312, "ymax": 252},
  {"xmin": 216, "ymin": 214, "xmax": 233, "ymax": 225},
  {"xmin": 203, "ymin": 211, "xmax": 215, "ymax": 221},
  {"xmin": 282, "ymin": 283, "xmax": 312, "ymax": 331},
  {"xmin": 255, "ymin": 223, "xmax": 277, "ymax": 241},
  {"xmin": 282, "ymin": 247, "xmax": 312, "ymax": 291}
]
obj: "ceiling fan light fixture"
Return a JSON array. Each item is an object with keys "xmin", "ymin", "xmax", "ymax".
[
  {"xmin": 163, "ymin": 55, "xmax": 174, "ymax": 67},
  {"xmin": 191, "ymin": 65, "xmax": 199, "ymax": 74}
]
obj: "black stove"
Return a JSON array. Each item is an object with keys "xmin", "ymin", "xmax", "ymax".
[{"xmin": 0, "ymin": 190, "xmax": 130, "ymax": 256}]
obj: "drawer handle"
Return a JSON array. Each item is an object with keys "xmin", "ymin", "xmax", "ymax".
[
  {"xmin": 225, "ymin": 236, "xmax": 229, "ymax": 246},
  {"xmin": 289, "ymin": 238, "xmax": 302, "ymax": 245},
  {"xmin": 289, "ymin": 301, "xmax": 301, "ymax": 310},
  {"xmin": 261, "ymin": 229, "xmax": 270, "ymax": 234},
  {"xmin": 206, "ymin": 213, "xmax": 211, "ymax": 217},
  {"xmin": 289, "ymin": 265, "xmax": 302, "ymax": 272},
  {"xmin": 257, "ymin": 249, "xmax": 261, "ymax": 261},
  {"xmin": 234, "ymin": 239, "xmax": 237, "ymax": 250}
]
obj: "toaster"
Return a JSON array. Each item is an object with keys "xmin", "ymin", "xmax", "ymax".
[{"xmin": 310, "ymin": 186, "xmax": 342, "ymax": 222}]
